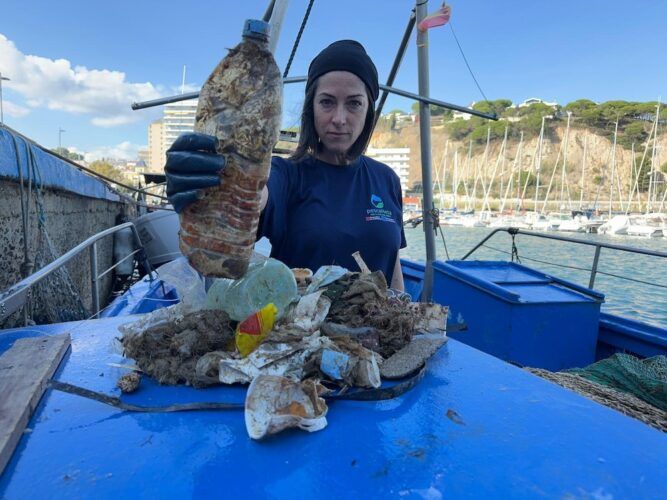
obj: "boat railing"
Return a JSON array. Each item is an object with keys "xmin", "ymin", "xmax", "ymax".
[
  {"xmin": 0, "ymin": 222, "xmax": 152, "ymax": 325},
  {"xmin": 461, "ymin": 228, "xmax": 667, "ymax": 289}
]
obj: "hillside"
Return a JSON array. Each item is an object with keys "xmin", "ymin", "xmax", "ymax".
[{"xmin": 370, "ymin": 121, "xmax": 667, "ymax": 207}]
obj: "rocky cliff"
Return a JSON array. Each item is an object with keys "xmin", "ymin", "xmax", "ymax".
[{"xmin": 371, "ymin": 123, "xmax": 667, "ymax": 206}]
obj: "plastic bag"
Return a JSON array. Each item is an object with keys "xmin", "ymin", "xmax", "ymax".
[
  {"xmin": 205, "ymin": 258, "xmax": 298, "ymax": 321},
  {"xmin": 156, "ymin": 256, "xmax": 206, "ymax": 312},
  {"xmin": 245, "ymin": 376, "xmax": 328, "ymax": 440},
  {"xmin": 305, "ymin": 265, "xmax": 348, "ymax": 294}
]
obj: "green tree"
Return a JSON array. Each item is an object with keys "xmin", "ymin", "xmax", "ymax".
[
  {"xmin": 52, "ymin": 147, "xmax": 84, "ymax": 161},
  {"xmin": 88, "ymin": 160, "xmax": 125, "ymax": 184},
  {"xmin": 619, "ymin": 121, "xmax": 649, "ymax": 148},
  {"xmin": 564, "ymin": 99, "xmax": 597, "ymax": 117},
  {"xmin": 446, "ymin": 118, "xmax": 473, "ymax": 140},
  {"xmin": 633, "ymin": 155, "xmax": 653, "ymax": 192},
  {"xmin": 472, "ymin": 99, "xmax": 513, "ymax": 117},
  {"xmin": 411, "ymin": 101, "xmax": 453, "ymax": 118}
]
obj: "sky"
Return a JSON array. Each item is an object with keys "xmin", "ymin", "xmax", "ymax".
[{"xmin": 1, "ymin": 0, "xmax": 666, "ymax": 161}]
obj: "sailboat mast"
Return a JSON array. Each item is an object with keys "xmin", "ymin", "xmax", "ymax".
[
  {"xmin": 535, "ymin": 116, "xmax": 545, "ymax": 212},
  {"xmin": 647, "ymin": 100, "xmax": 661, "ymax": 213},
  {"xmin": 608, "ymin": 119, "xmax": 619, "ymax": 217},
  {"xmin": 579, "ymin": 135, "xmax": 587, "ymax": 209},
  {"xmin": 560, "ymin": 111, "xmax": 572, "ymax": 211}
]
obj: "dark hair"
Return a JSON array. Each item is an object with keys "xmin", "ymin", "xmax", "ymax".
[{"xmin": 290, "ymin": 78, "xmax": 376, "ymax": 164}]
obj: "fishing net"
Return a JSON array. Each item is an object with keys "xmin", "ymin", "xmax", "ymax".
[
  {"xmin": 566, "ymin": 354, "xmax": 667, "ymax": 412},
  {"xmin": 528, "ymin": 367, "xmax": 667, "ymax": 432}
]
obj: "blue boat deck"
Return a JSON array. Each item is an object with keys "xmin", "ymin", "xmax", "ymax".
[{"xmin": 1, "ymin": 314, "xmax": 666, "ymax": 498}]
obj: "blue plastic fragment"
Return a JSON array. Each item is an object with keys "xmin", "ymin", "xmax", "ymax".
[{"xmin": 320, "ymin": 349, "xmax": 351, "ymax": 380}]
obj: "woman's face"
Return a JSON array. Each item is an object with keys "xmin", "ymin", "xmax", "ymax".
[{"xmin": 313, "ymin": 71, "xmax": 369, "ymax": 164}]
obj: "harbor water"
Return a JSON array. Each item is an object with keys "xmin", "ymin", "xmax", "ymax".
[{"xmin": 402, "ymin": 226, "xmax": 667, "ymax": 328}]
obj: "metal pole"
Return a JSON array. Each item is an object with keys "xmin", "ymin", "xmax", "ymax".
[
  {"xmin": 373, "ymin": 9, "xmax": 416, "ymax": 129},
  {"xmin": 0, "ymin": 74, "xmax": 9, "ymax": 126},
  {"xmin": 589, "ymin": 245, "xmax": 601, "ymax": 289},
  {"xmin": 90, "ymin": 242, "xmax": 100, "ymax": 318},
  {"xmin": 58, "ymin": 127, "xmax": 66, "ymax": 150},
  {"xmin": 267, "ymin": 0, "xmax": 289, "ymax": 54},
  {"xmin": 131, "ymin": 78, "xmax": 498, "ymax": 121},
  {"xmin": 416, "ymin": 0, "xmax": 436, "ymax": 303}
]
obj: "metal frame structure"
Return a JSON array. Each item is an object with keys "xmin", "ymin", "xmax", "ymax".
[
  {"xmin": 461, "ymin": 227, "xmax": 667, "ymax": 289},
  {"xmin": 128, "ymin": 0, "xmax": 499, "ymax": 302},
  {"xmin": 0, "ymin": 222, "xmax": 153, "ymax": 324}
]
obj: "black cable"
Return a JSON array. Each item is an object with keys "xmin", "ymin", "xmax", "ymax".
[
  {"xmin": 449, "ymin": 21, "xmax": 489, "ymax": 104},
  {"xmin": 282, "ymin": 0, "xmax": 315, "ymax": 78}
]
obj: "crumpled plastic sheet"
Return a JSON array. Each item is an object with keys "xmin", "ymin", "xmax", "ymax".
[
  {"xmin": 305, "ymin": 265, "xmax": 348, "ymax": 294},
  {"xmin": 245, "ymin": 376, "xmax": 328, "ymax": 440},
  {"xmin": 216, "ymin": 330, "xmax": 334, "ymax": 384},
  {"xmin": 283, "ymin": 290, "xmax": 331, "ymax": 333}
]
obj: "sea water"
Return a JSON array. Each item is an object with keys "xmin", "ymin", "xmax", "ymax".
[{"xmin": 402, "ymin": 226, "xmax": 667, "ymax": 328}]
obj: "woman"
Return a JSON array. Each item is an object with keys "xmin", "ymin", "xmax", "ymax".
[{"xmin": 166, "ymin": 40, "xmax": 406, "ymax": 290}]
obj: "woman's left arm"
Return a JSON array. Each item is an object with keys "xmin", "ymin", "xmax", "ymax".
[{"xmin": 391, "ymin": 254, "xmax": 404, "ymax": 291}]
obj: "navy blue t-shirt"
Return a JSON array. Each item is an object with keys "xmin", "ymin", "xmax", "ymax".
[{"xmin": 258, "ymin": 155, "xmax": 407, "ymax": 283}]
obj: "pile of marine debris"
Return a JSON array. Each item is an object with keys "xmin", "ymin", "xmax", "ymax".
[{"xmin": 119, "ymin": 259, "xmax": 447, "ymax": 439}]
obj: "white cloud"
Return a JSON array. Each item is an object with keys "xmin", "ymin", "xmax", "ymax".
[
  {"xmin": 70, "ymin": 141, "xmax": 145, "ymax": 162},
  {"xmin": 2, "ymin": 100, "xmax": 30, "ymax": 117},
  {"xmin": 0, "ymin": 34, "xmax": 164, "ymax": 127}
]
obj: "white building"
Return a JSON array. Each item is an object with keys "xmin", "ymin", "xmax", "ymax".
[
  {"xmin": 451, "ymin": 102, "xmax": 476, "ymax": 121},
  {"xmin": 147, "ymin": 99, "xmax": 198, "ymax": 173},
  {"xmin": 147, "ymin": 119, "xmax": 163, "ymax": 172},
  {"xmin": 366, "ymin": 147, "xmax": 410, "ymax": 193},
  {"xmin": 162, "ymin": 99, "xmax": 198, "ymax": 159},
  {"xmin": 516, "ymin": 98, "xmax": 558, "ymax": 109}
]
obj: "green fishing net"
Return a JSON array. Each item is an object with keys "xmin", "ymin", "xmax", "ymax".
[{"xmin": 566, "ymin": 354, "xmax": 667, "ymax": 412}]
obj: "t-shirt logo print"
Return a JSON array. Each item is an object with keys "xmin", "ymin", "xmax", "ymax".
[
  {"xmin": 370, "ymin": 194, "xmax": 384, "ymax": 209},
  {"xmin": 366, "ymin": 194, "xmax": 394, "ymax": 223}
]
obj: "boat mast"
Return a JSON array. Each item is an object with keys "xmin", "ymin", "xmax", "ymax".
[
  {"xmin": 533, "ymin": 117, "xmax": 545, "ymax": 211},
  {"xmin": 481, "ymin": 127, "xmax": 508, "ymax": 212},
  {"xmin": 453, "ymin": 149, "xmax": 459, "ymax": 210},
  {"xmin": 463, "ymin": 140, "xmax": 473, "ymax": 210},
  {"xmin": 608, "ymin": 119, "xmax": 619, "ymax": 217},
  {"xmin": 415, "ymin": 0, "xmax": 436, "ymax": 301},
  {"xmin": 502, "ymin": 131, "xmax": 522, "ymax": 213},
  {"xmin": 647, "ymin": 100, "xmax": 661, "ymax": 213},
  {"xmin": 559, "ymin": 111, "xmax": 572, "ymax": 211},
  {"xmin": 579, "ymin": 135, "xmax": 587, "ymax": 209}
]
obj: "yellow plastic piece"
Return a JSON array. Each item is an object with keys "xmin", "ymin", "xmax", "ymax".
[{"xmin": 235, "ymin": 303, "xmax": 278, "ymax": 357}]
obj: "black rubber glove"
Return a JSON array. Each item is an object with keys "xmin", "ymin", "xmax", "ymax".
[{"xmin": 165, "ymin": 132, "xmax": 226, "ymax": 213}]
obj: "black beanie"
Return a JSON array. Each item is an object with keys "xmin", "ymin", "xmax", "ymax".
[{"xmin": 306, "ymin": 40, "xmax": 379, "ymax": 101}]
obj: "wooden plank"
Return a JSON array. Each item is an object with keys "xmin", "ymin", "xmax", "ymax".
[{"xmin": 0, "ymin": 333, "xmax": 71, "ymax": 475}]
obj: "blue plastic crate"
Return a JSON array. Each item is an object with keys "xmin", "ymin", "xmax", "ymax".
[{"xmin": 432, "ymin": 260, "xmax": 605, "ymax": 370}]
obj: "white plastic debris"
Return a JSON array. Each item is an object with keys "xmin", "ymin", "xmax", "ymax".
[
  {"xmin": 245, "ymin": 376, "xmax": 328, "ymax": 440},
  {"xmin": 305, "ymin": 265, "xmax": 348, "ymax": 294},
  {"xmin": 217, "ymin": 331, "xmax": 333, "ymax": 384},
  {"xmin": 289, "ymin": 290, "xmax": 331, "ymax": 332},
  {"xmin": 411, "ymin": 303, "xmax": 449, "ymax": 333},
  {"xmin": 157, "ymin": 257, "xmax": 206, "ymax": 312}
]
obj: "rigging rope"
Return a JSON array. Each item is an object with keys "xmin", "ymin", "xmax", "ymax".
[
  {"xmin": 480, "ymin": 243, "xmax": 667, "ymax": 290},
  {"xmin": 282, "ymin": 0, "xmax": 315, "ymax": 78},
  {"xmin": 448, "ymin": 22, "xmax": 490, "ymax": 104}
]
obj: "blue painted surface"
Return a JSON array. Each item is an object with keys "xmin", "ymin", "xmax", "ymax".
[
  {"xmin": 402, "ymin": 259, "xmax": 667, "ymax": 362},
  {"xmin": 0, "ymin": 128, "xmax": 120, "ymax": 201},
  {"xmin": 1, "ymin": 315, "xmax": 666, "ymax": 498},
  {"xmin": 100, "ymin": 276, "xmax": 179, "ymax": 318},
  {"xmin": 597, "ymin": 312, "xmax": 667, "ymax": 360},
  {"xmin": 400, "ymin": 259, "xmax": 424, "ymax": 301},
  {"xmin": 432, "ymin": 261, "xmax": 603, "ymax": 370}
]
